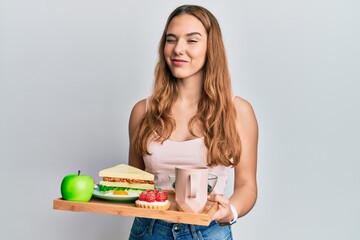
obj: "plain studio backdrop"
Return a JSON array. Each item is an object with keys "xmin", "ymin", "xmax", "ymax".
[{"xmin": 0, "ymin": 0, "xmax": 359, "ymax": 239}]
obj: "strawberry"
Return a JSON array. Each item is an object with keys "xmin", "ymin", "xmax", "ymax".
[
  {"xmin": 156, "ymin": 191, "xmax": 168, "ymax": 202},
  {"xmin": 139, "ymin": 191, "xmax": 148, "ymax": 201},
  {"xmin": 144, "ymin": 190, "xmax": 156, "ymax": 202}
]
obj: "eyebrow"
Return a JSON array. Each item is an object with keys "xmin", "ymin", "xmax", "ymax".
[{"xmin": 166, "ymin": 32, "xmax": 203, "ymax": 38}]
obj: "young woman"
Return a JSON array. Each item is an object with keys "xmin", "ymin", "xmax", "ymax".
[{"xmin": 128, "ymin": 5, "xmax": 258, "ymax": 240}]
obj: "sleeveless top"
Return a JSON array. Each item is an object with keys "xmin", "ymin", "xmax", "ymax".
[{"xmin": 142, "ymin": 98, "xmax": 230, "ymax": 194}]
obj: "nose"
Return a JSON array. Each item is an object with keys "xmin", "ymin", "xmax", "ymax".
[{"xmin": 173, "ymin": 39, "xmax": 185, "ymax": 55}]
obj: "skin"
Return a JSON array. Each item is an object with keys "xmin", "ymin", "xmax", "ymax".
[{"xmin": 128, "ymin": 14, "xmax": 258, "ymax": 223}]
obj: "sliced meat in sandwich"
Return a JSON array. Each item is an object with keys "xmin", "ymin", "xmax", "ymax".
[{"xmin": 98, "ymin": 164, "xmax": 155, "ymax": 194}]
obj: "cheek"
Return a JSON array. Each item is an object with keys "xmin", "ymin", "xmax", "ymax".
[
  {"xmin": 163, "ymin": 48, "xmax": 171, "ymax": 65},
  {"xmin": 192, "ymin": 46, "xmax": 207, "ymax": 59},
  {"xmin": 200, "ymin": 46, "xmax": 207, "ymax": 60},
  {"xmin": 164, "ymin": 44, "xmax": 173, "ymax": 56},
  {"xmin": 192, "ymin": 49, "xmax": 207, "ymax": 66}
]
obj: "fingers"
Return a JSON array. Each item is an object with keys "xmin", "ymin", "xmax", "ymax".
[
  {"xmin": 212, "ymin": 210, "xmax": 221, "ymax": 221},
  {"xmin": 208, "ymin": 194, "xmax": 232, "ymax": 221},
  {"xmin": 208, "ymin": 194, "xmax": 228, "ymax": 205},
  {"xmin": 211, "ymin": 203, "xmax": 230, "ymax": 221}
]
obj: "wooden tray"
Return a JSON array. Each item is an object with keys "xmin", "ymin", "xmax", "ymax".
[{"xmin": 53, "ymin": 191, "xmax": 218, "ymax": 226}]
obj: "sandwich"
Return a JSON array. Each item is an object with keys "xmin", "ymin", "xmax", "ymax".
[{"xmin": 98, "ymin": 164, "xmax": 155, "ymax": 194}]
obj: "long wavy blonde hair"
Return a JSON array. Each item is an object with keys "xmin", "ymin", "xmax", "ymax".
[{"xmin": 133, "ymin": 5, "xmax": 241, "ymax": 167}]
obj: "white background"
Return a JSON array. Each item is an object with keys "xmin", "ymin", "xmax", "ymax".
[{"xmin": 1, "ymin": 0, "xmax": 359, "ymax": 239}]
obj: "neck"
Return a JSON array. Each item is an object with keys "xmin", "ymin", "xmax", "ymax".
[{"xmin": 176, "ymin": 73, "xmax": 203, "ymax": 104}]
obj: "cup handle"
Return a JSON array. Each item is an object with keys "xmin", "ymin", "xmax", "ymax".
[{"xmin": 189, "ymin": 173, "xmax": 198, "ymax": 198}]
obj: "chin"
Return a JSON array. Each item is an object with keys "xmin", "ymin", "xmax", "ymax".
[
  {"xmin": 170, "ymin": 70, "xmax": 193, "ymax": 79},
  {"xmin": 170, "ymin": 72, "xmax": 186, "ymax": 79}
]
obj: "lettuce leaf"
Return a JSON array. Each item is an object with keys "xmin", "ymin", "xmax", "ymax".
[{"xmin": 98, "ymin": 185, "xmax": 149, "ymax": 193}]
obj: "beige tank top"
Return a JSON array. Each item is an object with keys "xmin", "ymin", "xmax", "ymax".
[{"xmin": 142, "ymin": 98, "xmax": 230, "ymax": 194}]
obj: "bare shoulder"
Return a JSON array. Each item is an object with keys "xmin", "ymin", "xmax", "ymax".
[
  {"xmin": 233, "ymin": 96, "xmax": 256, "ymax": 119},
  {"xmin": 128, "ymin": 99, "xmax": 147, "ymax": 169},
  {"xmin": 233, "ymin": 96, "xmax": 258, "ymax": 132},
  {"xmin": 131, "ymin": 98, "xmax": 147, "ymax": 116},
  {"xmin": 129, "ymin": 98, "xmax": 147, "ymax": 129}
]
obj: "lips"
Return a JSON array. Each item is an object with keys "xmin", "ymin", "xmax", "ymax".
[{"xmin": 171, "ymin": 58, "xmax": 188, "ymax": 66}]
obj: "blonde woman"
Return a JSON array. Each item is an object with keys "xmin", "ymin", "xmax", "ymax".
[{"xmin": 128, "ymin": 5, "xmax": 258, "ymax": 240}]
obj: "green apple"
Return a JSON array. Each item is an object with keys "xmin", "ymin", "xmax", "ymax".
[{"xmin": 61, "ymin": 170, "xmax": 94, "ymax": 202}]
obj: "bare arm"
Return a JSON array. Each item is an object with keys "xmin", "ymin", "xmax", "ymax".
[
  {"xmin": 209, "ymin": 96, "xmax": 258, "ymax": 222},
  {"xmin": 128, "ymin": 99, "xmax": 147, "ymax": 170},
  {"xmin": 230, "ymin": 96, "xmax": 258, "ymax": 217}
]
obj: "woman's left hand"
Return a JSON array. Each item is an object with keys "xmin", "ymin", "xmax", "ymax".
[{"xmin": 207, "ymin": 194, "xmax": 234, "ymax": 222}]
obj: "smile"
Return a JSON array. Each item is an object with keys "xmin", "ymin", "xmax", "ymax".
[{"xmin": 171, "ymin": 59, "xmax": 188, "ymax": 66}]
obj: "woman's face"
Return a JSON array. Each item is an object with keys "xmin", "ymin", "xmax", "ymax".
[{"xmin": 164, "ymin": 14, "xmax": 207, "ymax": 81}]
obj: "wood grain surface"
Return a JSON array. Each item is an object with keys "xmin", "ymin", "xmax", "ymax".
[{"xmin": 53, "ymin": 191, "xmax": 218, "ymax": 226}]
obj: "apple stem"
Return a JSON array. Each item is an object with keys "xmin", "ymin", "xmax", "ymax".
[{"xmin": 78, "ymin": 170, "xmax": 81, "ymax": 176}]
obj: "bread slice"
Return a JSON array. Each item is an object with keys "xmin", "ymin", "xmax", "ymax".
[
  {"xmin": 98, "ymin": 164, "xmax": 155, "ymax": 192},
  {"xmin": 99, "ymin": 164, "xmax": 154, "ymax": 181}
]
